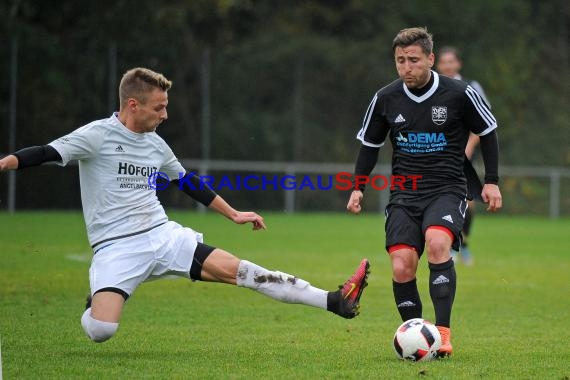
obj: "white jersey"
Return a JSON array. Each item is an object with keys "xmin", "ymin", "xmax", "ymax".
[{"xmin": 49, "ymin": 112, "xmax": 185, "ymax": 248}]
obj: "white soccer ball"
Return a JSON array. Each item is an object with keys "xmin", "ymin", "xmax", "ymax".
[{"xmin": 393, "ymin": 318, "xmax": 441, "ymax": 362}]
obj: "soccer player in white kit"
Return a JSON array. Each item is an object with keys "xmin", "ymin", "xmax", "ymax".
[{"xmin": 0, "ymin": 68, "xmax": 369, "ymax": 343}]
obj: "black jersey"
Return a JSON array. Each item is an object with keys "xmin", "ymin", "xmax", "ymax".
[{"xmin": 356, "ymin": 71, "xmax": 496, "ymax": 200}]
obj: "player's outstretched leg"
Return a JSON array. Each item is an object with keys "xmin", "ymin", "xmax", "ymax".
[{"xmin": 201, "ymin": 248, "xmax": 370, "ymax": 319}]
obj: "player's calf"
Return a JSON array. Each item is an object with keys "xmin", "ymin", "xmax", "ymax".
[{"xmin": 236, "ymin": 260, "xmax": 328, "ymax": 308}]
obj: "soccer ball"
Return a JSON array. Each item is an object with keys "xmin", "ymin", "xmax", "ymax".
[{"xmin": 393, "ymin": 318, "xmax": 441, "ymax": 362}]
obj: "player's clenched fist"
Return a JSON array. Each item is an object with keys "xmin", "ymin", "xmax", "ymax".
[{"xmin": 347, "ymin": 190, "xmax": 363, "ymax": 214}]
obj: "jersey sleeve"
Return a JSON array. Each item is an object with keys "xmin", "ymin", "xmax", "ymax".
[
  {"xmin": 159, "ymin": 141, "xmax": 185, "ymax": 180},
  {"xmin": 468, "ymin": 80, "xmax": 490, "ymax": 107},
  {"xmin": 464, "ymin": 85, "xmax": 497, "ymax": 136},
  {"xmin": 48, "ymin": 125, "xmax": 103, "ymax": 166},
  {"xmin": 356, "ymin": 93, "xmax": 390, "ymax": 147}
]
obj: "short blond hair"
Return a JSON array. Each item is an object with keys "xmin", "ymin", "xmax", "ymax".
[
  {"xmin": 119, "ymin": 68, "xmax": 172, "ymax": 107},
  {"xmin": 392, "ymin": 27, "xmax": 434, "ymax": 55}
]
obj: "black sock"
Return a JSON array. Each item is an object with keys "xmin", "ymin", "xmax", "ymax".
[
  {"xmin": 393, "ymin": 278, "xmax": 422, "ymax": 322},
  {"xmin": 429, "ymin": 259, "xmax": 456, "ymax": 327},
  {"xmin": 326, "ymin": 290, "xmax": 341, "ymax": 313}
]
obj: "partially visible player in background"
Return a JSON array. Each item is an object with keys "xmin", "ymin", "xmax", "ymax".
[
  {"xmin": 437, "ymin": 46, "xmax": 490, "ymax": 266},
  {"xmin": 0, "ymin": 67, "xmax": 370, "ymax": 344}
]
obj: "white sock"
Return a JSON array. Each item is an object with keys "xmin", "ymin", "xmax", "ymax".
[
  {"xmin": 81, "ymin": 308, "xmax": 119, "ymax": 343},
  {"xmin": 236, "ymin": 260, "xmax": 328, "ymax": 309}
]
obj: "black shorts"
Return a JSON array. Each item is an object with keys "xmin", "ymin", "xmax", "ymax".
[{"xmin": 385, "ymin": 193, "xmax": 468, "ymax": 256}]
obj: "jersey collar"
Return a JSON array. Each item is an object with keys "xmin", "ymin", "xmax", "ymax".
[
  {"xmin": 402, "ymin": 71, "xmax": 439, "ymax": 103},
  {"xmin": 111, "ymin": 112, "xmax": 147, "ymax": 140}
]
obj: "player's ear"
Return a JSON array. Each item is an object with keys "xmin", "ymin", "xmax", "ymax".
[
  {"xmin": 127, "ymin": 98, "xmax": 137, "ymax": 111},
  {"xmin": 428, "ymin": 53, "xmax": 435, "ymax": 67}
]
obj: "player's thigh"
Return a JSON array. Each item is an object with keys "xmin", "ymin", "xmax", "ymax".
[
  {"xmin": 201, "ymin": 248, "xmax": 240, "ymax": 284},
  {"xmin": 149, "ymin": 223, "xmax": 236, "ymax": 284},
  {"xmin": 91, "ymin": 291, "xmax": 126, "ymax": 323},
  {"xmin": 385, "ymin": 204, "xmax": 424, "ymax": 256},
  {"xmin": 422, "ymin": 194, "xmax": 467, "ymax": 251},
  {"xmin": 89, "ymin": 236, "xmax": 155, "ymax": 316}
]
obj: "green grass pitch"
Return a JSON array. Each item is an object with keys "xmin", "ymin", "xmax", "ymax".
[{"xmin": 1, "ymin": 211, "xmax": 569, "ymax": 379}]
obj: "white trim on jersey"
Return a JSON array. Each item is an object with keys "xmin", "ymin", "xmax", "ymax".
[
  {"xmin": 468, "ymin": 80, "xmax": 490, "ymax": 107},
  {"xmin": 465, "ymin": 85, "xmax": 497, "ymax": 136},
  {"xmin": 402, "ymin": 71, "xmax": 440, "ymax": 103},
  {"xmin": 359, "ymin": 139, "xmax": 385, "ymax": 148},
  {"xmin": 356, "ymin": 93, "xmax": 385, "ymax": 148}
]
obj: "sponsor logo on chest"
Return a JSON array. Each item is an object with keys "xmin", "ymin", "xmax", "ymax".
[{"xmin": 117, "ymin": 161, "xmax": 158, "ymax": 176}]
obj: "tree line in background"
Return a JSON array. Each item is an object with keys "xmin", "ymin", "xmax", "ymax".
[{"xmin": 1, "ymin": 0, "xmax": 569, "ymax": 212}]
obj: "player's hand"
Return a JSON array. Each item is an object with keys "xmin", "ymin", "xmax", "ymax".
[
  {"xmin": 231, "ymin": 211, "xmax": 266, "ymax": 231},
  {"xmin": 481, "ymin": 184, "xmax": 502, "ymax": 212},
  {"xmin": 346, "ymin": 190, "xmax": 363, "ymax": 214},
  {"xmin": 0, "ymin": 155, "xmax": 18, "ymax": 172}
]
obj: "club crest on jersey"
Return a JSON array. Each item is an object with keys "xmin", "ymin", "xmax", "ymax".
[{"xmin": 432, "ymin": 106, "xmax": 447, "ymax": 125}]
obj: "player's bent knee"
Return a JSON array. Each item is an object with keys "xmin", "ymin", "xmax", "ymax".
[
  {"xmin": 81, "ymin": 308, "xmax": 119, "ymax": 343},
  {"xmin": 425, "ymin": 227, "xmax": 454, "ymax": 256},
  {"xmin": 392, "ymin": 266, "xmax": 416, "ymax": 282},
  {"xmin": 390, "ymin": 255, "xmax": 417, "ymax": 282},
  {"xmin": 426, "ymin": 238, "xmax": 451, "ymax": 258}
]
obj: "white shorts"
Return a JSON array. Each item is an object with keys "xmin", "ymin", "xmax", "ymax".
[{"xmin": 89, "ymin": 221, "xmax": 204, "ymax": 296}]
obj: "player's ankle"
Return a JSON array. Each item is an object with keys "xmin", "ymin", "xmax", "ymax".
[{"xmin": 326, "ymin": 289, "xmax": 341, "ymax": 313}]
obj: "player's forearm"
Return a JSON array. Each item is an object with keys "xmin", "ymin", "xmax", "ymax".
[
  {"xmin": 174, "ymin": 172, "xmax": 217, "ymax": 206},
  {"xmin": 479, "ymin": 131, "xmax": 499, "ymax": 184},
  {"xmin": 9, "ymin": 145, "xmax": 62, "ymax": 169},
  {"xmin": 353, "ymin": 145, "xmax": 380, "ymax": 191},
  {"xmin": 0, "ymin": 155, "xmax": 19, "ymax": 171},
  {"xmin": 208, "ymin": 195, "xmax": 239, "ymax": 221}
]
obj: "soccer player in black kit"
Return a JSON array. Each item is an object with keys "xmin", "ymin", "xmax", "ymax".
[{"xmin": 346, "ymin": 27, "xmax": 502, "ymax": 357}]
